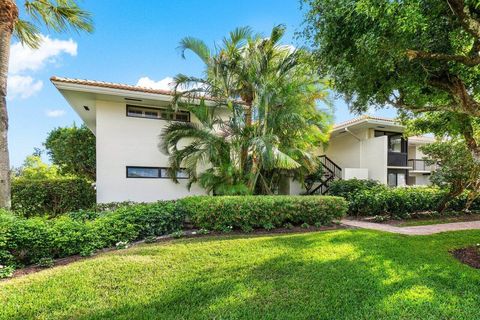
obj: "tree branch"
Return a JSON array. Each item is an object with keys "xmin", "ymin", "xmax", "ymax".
[
  {"xmin": 406, "ymin": 49, "xmax": 480, "ymax": 66},
  {"xmin": 447, "ymin": 0, "xmax": 480, "ymax": 39}
]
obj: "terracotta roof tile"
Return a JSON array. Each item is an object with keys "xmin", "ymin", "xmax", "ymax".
[{"xmin": 50, "ymin": 76, "xmax": 245, "ymax": 104}]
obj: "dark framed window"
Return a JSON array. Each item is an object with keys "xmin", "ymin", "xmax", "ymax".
[
  {"xmin": 387, "ymin": 169, "xmax": 407, "ymax": 187},
  {"xmin": 374, "ymin": 130, "xmax": 407, "ymax": 153},
  {"xmin": 126, "ymin": 166, "xmax": 189, "ymax": 179},
  {"xmin": 126, "ymin": 105, "xmax": 190, "ymax": 122}
]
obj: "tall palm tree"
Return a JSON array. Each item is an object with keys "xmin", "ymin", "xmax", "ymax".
[
  {"xmin": 0, "ymin": 0, "xmax": 93, "ymax": 208},
  {"xmin": 163, "ymin": 25, "xmax": 332, "ymax": 195}
]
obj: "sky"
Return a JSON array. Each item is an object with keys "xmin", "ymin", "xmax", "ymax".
[{"xmin": 8, "ymin": 0, "xmax": 396, "ymax": 167}]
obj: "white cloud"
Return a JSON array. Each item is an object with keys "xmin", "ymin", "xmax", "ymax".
[
  {"xmin": 45, "ymin": 109, "xmax": 66, "ymax": 118},
  {"xmin": 9, "ymin": 35, "xmax": 77, "ymax": 74},
  {"xmin": 7, "ymin": 35, "xmax": 78, "ymax": 100},
  {"xmin": 136, "ymin": 76, "xmax": 174, "ymax": 91},
  {"xmin": 8, "ymin": 75, "xmax": 43, "ymax": 99}
]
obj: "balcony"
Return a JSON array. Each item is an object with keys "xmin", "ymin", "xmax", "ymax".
[
  {"xmin": 388, "ymin": 152, "xmax": 408, "ymax": 167},
  {"xmin": 408, "ymin": 159, "xmax": 436, "ymax": 172}
]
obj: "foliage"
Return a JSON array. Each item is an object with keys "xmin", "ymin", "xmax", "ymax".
[
  {"xmin": 44, "ymin": 124, "xmax": 96, "ymax": 181},
  {"xmin": 11, "ymin": 178, "xmax": 96, "ymax": 217},
  {"xmin": 37, "ymin": 257, "xmax": 54, "ymax": 268},
  {"xmin": 2, "ymin": 230, "xmax": 480, "ymax": 318},
  {"xmin": 12, "ymin": 155, "xmax": 62, "ymax": 180},
  {"xmin": 420, "ymin": 139, "xmax": 480, "ymax": 211},
  {"xmin": 348, "ymin": 186, "xmax": 479, "ymax": 218},
  {"xmin": 301, "ymin": 0, "xmax": 480, "ymax": 161},
  {"xmin": 0, "ymin": 264, "xmax": 14, "ymax": 279},
  {"xmin": 177, "ymin": 195, "xmax": 347, "ymax": 231},
  {"xmin": 327, "ymin": 179, "xmax": 384, "ymax": 202},
  {"xmin": 162, "ymin": 25, "xmax": 332, "ymax": 195},
  {"xmin": 0, "ymin": 201, "xmax": 184, "ymax": 267}
]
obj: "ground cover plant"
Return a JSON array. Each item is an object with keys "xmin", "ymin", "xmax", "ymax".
[{"xmin": 1, "ymin": 229, "xmax": 480, "ymax": 319}]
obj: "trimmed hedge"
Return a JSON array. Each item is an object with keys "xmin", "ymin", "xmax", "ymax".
[
  {"xmin": 0, "ymin": 201, "xmax": 184, "ymax": 267},
  {"xmin": 11, "ymin": 178, "xmax": 96, "ymax": 217},
  {"xmin": 177, "ymin": 195, "xmax": 348, "ymax": 231},
  {"xmin": 342, "ymin": 185, "xmax": 480, "ymax": 218}
]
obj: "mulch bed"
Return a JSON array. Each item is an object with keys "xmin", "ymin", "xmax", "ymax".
[
  {"xmin": 451, "ymin": 246, "xmax": 480, "ymax": 269},
  {"xmin": 4, "ymin": 224, "xmax": 347, "ymax": 281}
]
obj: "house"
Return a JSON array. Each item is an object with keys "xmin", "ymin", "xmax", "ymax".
[
  {"xmin": 52, "ymin": 77, "xmax": 435, "ymax": 203},
  {"xmin": 308, "ymin": 115, "xmax": 435, "ymax": 195}
]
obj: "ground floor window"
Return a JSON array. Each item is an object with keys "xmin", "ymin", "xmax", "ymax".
[
  {"xmin": 387, "ymin": 169, "xmax": 407, "ymax": 187},
  {"xmin": 126, "ymin": 166, "xmax": 189, "ymax": 179}
]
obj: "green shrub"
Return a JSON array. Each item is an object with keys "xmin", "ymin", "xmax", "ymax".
[
  {"xmin": 0, "ymin": 201, "xmax": 184, "ymax": 268},
  {"xmin": 350, "ymin": 186, "xmax": 448, "ymax": 218},
  {"xmin": 177, "ymin": 195, "xmax": 348, "ymax": 231},
  {"xmin": 327, "ymin": 179, "xmax": 385, "ymax": 213},
  {"xmin": 11, "ymin": 178, "xmax": 96, "ymax": 217}
]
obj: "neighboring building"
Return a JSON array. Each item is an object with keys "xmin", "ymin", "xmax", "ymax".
[
  {"xmin": 314, "ymin": 115, "xmax": 435, "ymax": 194},
  {"xmin": 52, "ymin": 77, "xmax": 435, "ymax": 203}
]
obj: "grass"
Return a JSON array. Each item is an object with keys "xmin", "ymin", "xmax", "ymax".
[
  {"xmin": 1, "ymin": 229, "xmax": 480, "ymax": 319},
  {"xmin": 397, "ymin": 213, "xmax": 480, "ymax": 227}
]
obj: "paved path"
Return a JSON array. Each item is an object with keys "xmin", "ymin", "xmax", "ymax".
[{"xmin": 341, "ymin": 219, "xmax": 480, "ymax": 235}]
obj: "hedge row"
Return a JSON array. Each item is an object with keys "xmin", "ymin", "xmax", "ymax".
[
  {"xmin": 12, "ymin": 178, "xmax": 96, "ymax": 217},
  {"xmin": 328, "ymin": 179, "xmax": 480, "ymax": 218},
  {"xmin": 0, "ymin": 201, "xmax": 184, "ymax": 267},
  {"xmin": 0, "ymin": 195, "xmax": 348, "ymax": 268},
  {"xmin": 178, "ymin": 195, "xmax": 348, "ymax": 231}
]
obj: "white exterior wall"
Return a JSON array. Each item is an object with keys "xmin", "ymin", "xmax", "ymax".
[
  {"xmin": 96, "ymin": 100, "xmax": 207, "ymax": 203},
  {"xmin": 360, "ymin": 136, "xmax": 388, "ymax": 184},
  {"xmin": 325, "ymin": 133, "xmax": 362, "ymax": 169}
]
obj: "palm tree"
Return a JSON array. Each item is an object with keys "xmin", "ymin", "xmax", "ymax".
[
  {"xmin": 0, "ymin": 0, "xmax": 93, "ymax": 208},
  {"xmin": 163, "ymin": 25, "xmax": 332, "ymax": 195}
]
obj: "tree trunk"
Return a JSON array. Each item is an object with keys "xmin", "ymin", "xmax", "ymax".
[{"xmin": 0, "ymin": 0, "xmax": 18, "ymax": 209}]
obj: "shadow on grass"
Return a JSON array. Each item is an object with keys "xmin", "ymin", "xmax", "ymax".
[{"xmin": 60, "ymin": 230, "xmax": 480, "ymax": 320}]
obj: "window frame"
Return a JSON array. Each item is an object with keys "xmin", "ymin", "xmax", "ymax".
[
  {"xmin": 126, "ymin": 166, "xmax": 189, "ymax": 179},
  {"xmin": 387, "ymin": 169, "xmax": 407, "ymax": 187},
  {"xmin": 126, "ymin": 104, "xmax": 190, "ymax": 122}
]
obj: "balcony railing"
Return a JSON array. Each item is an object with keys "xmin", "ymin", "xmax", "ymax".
[
  {"xmin": 408, "ymin": 159, "xmax": 436, "ymax": 172},
  {"xmin": 388, "ymin": 152, "xmax": 408, "ymax": 167}
]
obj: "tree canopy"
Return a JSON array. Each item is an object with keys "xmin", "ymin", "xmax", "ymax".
[
  {"xmin": 301, "ymin": 0, "xmax": 480, "ymax": 161},
  {"xmin": 44, "ymin": 124, "xmax": 96, "ymax": 181}
]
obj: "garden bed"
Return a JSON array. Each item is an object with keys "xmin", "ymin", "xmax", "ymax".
[
  {"xmin": 451, "ymin": 246, "xmax": 480, "ymax": 269},
  {"xmin": 355, "ymin": 212, "xmax": 480, "ymax": 227}
]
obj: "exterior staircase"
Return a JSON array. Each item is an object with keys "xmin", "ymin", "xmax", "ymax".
[{"xmin": 305, "ymin": 155, "xmax": 342, "ymax": 195}]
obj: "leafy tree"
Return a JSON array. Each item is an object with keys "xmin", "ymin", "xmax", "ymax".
[
  {"xmin": 162, "ymin": 25, "xmax": 332, "ymax": 194},
  {"xmin": 44, "ymin": 124, "xmax": 96, "ymax": 181},
  {"xmin": 301, "ymin": 0, "xmax": 480, "ymax": 162},
  {"xmin": 13, "ymin": 154, "xmax": 61, "ymax": 180},
  {"xmin": 0, "ymin": 0, "xmax": 93, "ymax": 208},
  {"xmin": 421, "ymin": 139, "xmax": 480, "ymax": 212}
]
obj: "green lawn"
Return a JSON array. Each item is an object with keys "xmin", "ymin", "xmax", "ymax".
[
  {"xmin": 397, "ymin": 214, "xmax": 480, "ymax": 227},
  {"xmin": 1, "ymin": 229, "xmax": 480, "ymax": 320}
]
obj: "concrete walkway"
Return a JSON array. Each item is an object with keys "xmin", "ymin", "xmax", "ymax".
[{"xmin": 341, "ymin": 219, "xmax": 480, "ymax": 235}]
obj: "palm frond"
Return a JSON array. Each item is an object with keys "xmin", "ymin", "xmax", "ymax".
[
  {"xmin": 178, "ymin": 37, "xmax": 211, "ymax": 63},
  {"xmin": 13, "ymin": 19, "xmax": 41, "ymax": 48}
]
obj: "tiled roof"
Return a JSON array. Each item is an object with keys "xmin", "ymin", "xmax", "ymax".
[
  {"xmin": 333, "ymin": 115, "xmax": 398, "ymax": 129},
  {"xmin": 50, "ymin": 76, "xmax": 245, "ymax": 104},
  {"xmin": 51, "ymin": 76, "xmax": 177, "ymax": 96}
]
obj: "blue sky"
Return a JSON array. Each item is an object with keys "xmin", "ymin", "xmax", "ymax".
[{"xmin": 9, "ymin": 0, "xmax": 396, "ymax": 167}]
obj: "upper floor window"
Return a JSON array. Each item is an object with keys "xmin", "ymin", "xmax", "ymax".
[
  {"xmin": 126, "ymin": 105, "xmax": 190, "ymax": 122},
  {"xmin": 375, "ymin": 130, "xmax": 407, "ymax": 153}
]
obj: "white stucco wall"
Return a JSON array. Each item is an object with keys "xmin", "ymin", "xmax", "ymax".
[
  {"xmin": 343, "ymin": 168, "xmax": 369, "ymax": 180},
  {"xmin": 96, "ymin": 100, "xmax": 209, "ymax": 203},
  {"xmin": 325, "ymin": 133, "xmax": 362, "ymax": 169},
  {"xmin": 360, "ymin": 136, "xmax": 388, "ymax": 184}
]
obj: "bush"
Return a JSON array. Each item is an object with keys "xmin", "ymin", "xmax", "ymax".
[
  {"xmin": 177, "ymin": 195, "xmax": 348, "ymax": 231},
  {"xmin": 0, "ymin": 202, "xmax": 184, "ymax": 267},
  {"xmin": 327, "ymin": 179, "xmax": 384, "ymax": 202},
  {"xmin": 11, "ymin": 178, "xmax": 96, "ymax": 217},
  {"xmin": 349, "ymin": 186, "xmax": 450, "ymax": 218}
]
